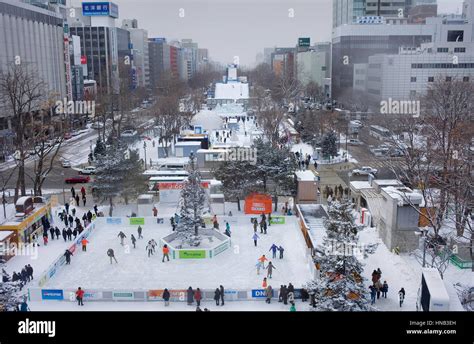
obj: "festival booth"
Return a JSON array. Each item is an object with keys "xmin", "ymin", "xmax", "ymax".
[{"xmin": 244, "ymin": 193, "xmax": 272, "ymax": 215}]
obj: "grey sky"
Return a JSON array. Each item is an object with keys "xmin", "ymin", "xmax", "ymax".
[{"xmin": 73, "ymin": 0, "xmax": 465, "ymax": 66}]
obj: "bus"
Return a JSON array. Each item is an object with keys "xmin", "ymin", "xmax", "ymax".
[{"xmin": 370, "ymin": 125, "xmax": 391, "ymax": 140}]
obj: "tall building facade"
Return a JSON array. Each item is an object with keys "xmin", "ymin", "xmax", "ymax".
[
  {"xmin": 122, "ymin": 19, "xmax": 149, "ymax": 89},
  {"xmin": 148, "ymin": 37, "xmax": 170, "ymax": 90}
]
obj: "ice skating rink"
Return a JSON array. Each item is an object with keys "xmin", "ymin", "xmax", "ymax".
[{"xmin": 43, "ymin": 215, "xmax": 313, "ymax": 290}]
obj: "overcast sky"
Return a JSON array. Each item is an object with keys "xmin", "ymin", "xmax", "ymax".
[{"xmin": 72, "ymin": 0, "xmax": 465, "ymax": 66}]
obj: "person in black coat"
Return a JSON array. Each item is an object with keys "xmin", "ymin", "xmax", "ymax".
[
  {"xmin": 62, "ymin": 228, "xmax": 67, "ymax": 242},
  {"xmin": 162, "ymin": 289, "xmax": 170, "ymax": 306},
  {"xmin": 26, "ymin": 265, "xmax": 33, "ymax": 281},
  {"xmin": 301, "ymin": 288, "xmax": 309, "ymax": 302},
  {"xmin": 282, "ymin": 285, "xmax": 288, "ymax": 305},
  {"xmin": 87, "ymin": 210, "xmax": 93, "ymax": 222},
  {"xmin": 65, "ymin": 203, "xmax": 70, "ymax": 214},
  {"xmin": 75, "ymin": 194, "xmax": 80, "ymax": 207},
  {"xmin": 64, "ymin": 249, "xmax": 73, "ymax": 264},
  {"xmin": 287, "ymin": 283, "xmax": 295, "ymax": 294},
  {"xmin": 64, "ymin": 216, "xmax": 69, "ymax": 227},
  {"xmin": 219, "ymin": 285, "xmax": 225, "ymax": 306},
  {"xmin": 186, "ymin": 287, "xmax": 194, "ymax": 305},
  {"xmin": 68, "ymin": 215, "xmax": 74, "ymax": 227},
  {"xmin": 72, "ymin": 229, "xmax": 78, "ymax": 240},
  {"xmin": 55, "ymin": 227, "xmax": 61, "ymax": 240},
  {"xmin": 214, "ymin": 288, "xmax": 221, "ymax": 306},
  {"xmin": 93, "ymin": 204, "xmax": 98, "ymax": 216},
  {"xmin": 72, "ymin": 208, "xmax": 76, "ymax": 217},
  {"xmin": 67, "ymin": 228, "xmax": 73, "ymax": 241},
  {"xmin": 49, "ymin": 227, "xmax": 55, "ymax": 240}
]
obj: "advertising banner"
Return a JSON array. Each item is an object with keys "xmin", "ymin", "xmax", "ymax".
[
  {"xmin": 148, "ymin": 289, "xmax": 187, "ymax": 301},
  {"xmin": 244, "ymin": 194, "xmax": 272, "ymax": 214},
  {"xmin": 112, "ymin": 291, "xmax": 134, "ymax": 300},
  {"xmin": 42, "ymin": 289, "xmax": 64, "ymax": 300},
  {"xmin": 251, "ymin": 289, "xmax": 268, "ymax": 298},
  {"xmin": 270, "ymin": 216, "xmax": 285, "ymax": 225},
  {"xmin": 178, "ymin": 250, "xmax": 206, "ymax": 259},
  {"xmin": 129, "ymin": 218, "xmax": 145, "ymax": 225},
  {"xmin": 107, "ymin": 217, "xmax": 122, "ymax": 225}
]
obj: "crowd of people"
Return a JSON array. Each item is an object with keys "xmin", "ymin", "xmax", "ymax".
[{"xmin": 368, "ymin": 268, "xmax": 405, "ymax": 307}]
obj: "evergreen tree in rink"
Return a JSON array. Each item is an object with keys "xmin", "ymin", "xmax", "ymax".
[
  {"xmin": 175, "ymin": 153, "xmax": 209, "ymax": 247},
  {"xmin": 0, "ymin": 260, "xmax": 22, "ymax": 311},
  {"xmin": 306, "ymin": 200, "xmax": 374, "ymax": 311}
]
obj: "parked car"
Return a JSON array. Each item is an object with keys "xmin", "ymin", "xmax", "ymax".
[
  {"xmin": 389, "ymin": 148, "xmax": 405, "ymax": 157},
  {"xmin": 61, "ymin": 159, "xmax": 72, "ymax": 168},
  {"xmin": 65, "ymin": 175, "xmax": 90, "ymax": 184},
  {"xmin": 91, "ymin": 122, "xmax": 104, "ymax": 129},
  {"xmin": 80, "ymin": 166, "xmax": 96, "ymax": 175},
  {"xmin": 352, "ymin": 166, "xmax": 378, "ymax": 176},
  {"xmin": 121, "ymin": 130, "xmax": 137, "ymax": 137},
  {"xmin": 348, "ymin": 139, "xmax": 363, "ymax": 146}
]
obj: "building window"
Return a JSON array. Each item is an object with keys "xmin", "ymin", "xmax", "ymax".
[
  {"xmin": 410, "ymin": 77, "xmax": 417, "ymax": 82},
  {"xmin": 428, "ymin": 77, "xmax": 434, "ymax": 82},
  {"xmin": 437, "ymin": 47, "xmax": 449, "ymax": 53},
  {"xmin": 446, "ymin": 76, "xmax": 452, "ymax": 82},
  {"xmin": 410, "ymin": 90, "xmax": 416, "ymax": 97},
  {"xmin": 463, "ymin": 76, "xmax": 469, "ymax": 82},
  {"xmin": 447, "ymin": 30, "xmax": 464, "ymax": 42},
  {"xmin": 454, "ymin": 47, "xmax": 466, "ymax": 53}
]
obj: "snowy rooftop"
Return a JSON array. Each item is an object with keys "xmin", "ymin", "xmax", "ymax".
[
  {"xmin": 214, "ymin": 82, "xmax": 249, "ymax": 100},
  {"xmin": 372, "ymin": 179, "xmax": 404, "ymax": 187},
  {"xmin": 175, "ymin": 141, "xmax": 202, "ymax": 147},
  {"xmin": 0, "ymin": 230, "xmax": 14, "ymax": 241},
  {"xmin": 350, "ymin": 181, "xmax": 373, "ymax": 191},
  {"xmin": 382, "ymin": 186, "xmax": 423, "ymax": 206},
  {"xmin": 295, "ymin": 170, "xmax": 317, "ymax": 181}
]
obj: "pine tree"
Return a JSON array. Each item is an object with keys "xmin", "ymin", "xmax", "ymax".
[
  {"xmin": 306, "ymin": 200, "xmax": 373, "ymax": 311},
  {"xmin": 94, "ymin": 138, "xmax": 106, "ymax": 157},
  {"xmin": 0, "ymin": 260, "xmax": 23, "ymax": 311},
  {"xmin": 321, "ymin": 130, "xmax": 338, "ymax": 159},
  {"xmin": 175, "ymin": 153, "xmax": 209, "ymax": 247}
]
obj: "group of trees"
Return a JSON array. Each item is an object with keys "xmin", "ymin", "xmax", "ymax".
[
  {"xmin": 383, "ymin": 77, "xmax": 473, "ymax": 273},
  {"xmin": 213, "ymin": 138, "xmax": 297, "ymax": 211}
]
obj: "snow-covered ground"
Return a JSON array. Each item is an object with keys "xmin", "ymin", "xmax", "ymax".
[{"xmin": 41, "ymin": 214, "xmax": 312, "ymax": 290}]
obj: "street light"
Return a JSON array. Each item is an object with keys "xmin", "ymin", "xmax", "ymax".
[
  {"xmin": 61, "ymin": 172, "xmax": 66, "ymax": 205},
  {"xmin": 144, "ymin": 141, "xmax": 147, "ymax": 170}
]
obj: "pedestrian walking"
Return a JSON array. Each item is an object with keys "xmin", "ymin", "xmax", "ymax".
[
  {"xmin": 382, "ymin": 281, "xmax": 388, "ymax": 298},
  {"xmin": 152, "ymin": 206, "xmax": 158, "ymax": 217},
  {"xmin": 162, "ymin": 244, "xmax": 170, "ymax": 262},
  {"xmin": 76, "ymin": 287, "xmax": 84, "ymax": 306},
  {"xmin": 55, "ymin": 227, "xmax": 60, "ymax": 240},
  {"xmin": 214, "ymin": 288, "xmax": 221, "ymax": 306},
  {"xmin": 65, "ymin": 203, "xmax": 70, "ymax": 214},
  {"xmin": 67, "ymin": 228, "xmax": 73, "ymax": 241},
  {"xmin": 266, "ymin": 261, "xmax": 276, "ymax": 278},
  {"xmin": 75, "ymin": 194, "xmax": 80, "ymax": 207},
  {"xmin": 252, "ymin": 232, "xmax": 259, "ymax": 247},
  {"xmin": 369, "ymin": 285, "xmax": 377, "ymax": 305},
  {"xmin": 80, "ymin": 186, "xmax": 86, "ymax": 197},
  {"xmin": 252, "ymin": 218, "xmax": 258, "ymax": 232},
  {"xmin": 62, "ymin": 228, "xmax": 67, "ymax": 242},
  {"xmin": 219, "ymin": 285, "xmax": 225, "ymax": 306},
  {"xmin": 107, "ymin": 248, "xmax": 118, "ymax": 264},
  {"xmin": 187, "ymin": 287, "xmax": 194, "ymax": 305},
  {"xmin": 399, "ymin": 288, "xmax": 405, "ymax": 307},
  {"xmin": 131, "ymin": 234, "xmax": 137, "ymax": 248},
  {"xmin": 269, "ymin": 244, "xmax": 278, "ymax": 259},
  {"xmin": 375, "ymin": 280, "xmax": 383, "ymax": 299},
  {"xmin": 81, "ymin": 238, "xmax": 89, "ymax": 252},
  {"xmin": 146, "ymin": 241, "xmax": 154, "ymax": 257},
  {"xmin": 137, "ymin": 225, "xmax": 143, "ymax": 239},
  {"xmin": 82, "ymin": 194, "xmax": 86, "ymax": 207},
  {"xmin": 64, "ymin": 249, "xmax": 73, "ymax": 265},
  {"xmin": 43, "ymin": 234, "xmax": 48, "ymax": 246},
  {"xmin": 194, "ymin": 288, "xmax": 202, "ymax": 307},
  {"xmin": 71, "ymin": 186, "xmax": 75, "ymax": 198},
  {"xmin": 265, "ymin": 285, "xmax": 273, "ymax": 304},
  {"xmin": 117, "ymin": 231, "xmax": 126, "ymax": 245},
  {"xmin": 163, "ymin": 288, "xmax": 170, "ymax": 306},
  {"xmin": 93, "ymin": 204, "xmax": 98, "ymax": 216}
]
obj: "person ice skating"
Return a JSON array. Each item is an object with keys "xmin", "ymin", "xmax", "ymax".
[
  {"xmin": 265, "ymin": 285, "xmax": 273, "ymax": 304},
  {"xmin": 72, "ymin": 228, "xmax": 78, "ymax": 240},
  {"xmin": 162, "ymin": 244, "xmax": 170, "ymax": 262},
  {"xmin": 146, "ymin": 241, "xmax": 154, "ymax": 257},
  {"xmin": 266, "ymin": 261, "xmax": 276, "ymax": 278},
  {"xmin": 76, "ymin": 287, "xmax": 84, "ymax": 306},
  {"xmin": 170, "ymin": 217, "xmax": 176, "ymax": 231},
  {"xmin": 107, "ymin": 248, "xmax": 118, "ymax": 264},
  {"xmin": 137, "ymin": 225, "xmax": 143, "ymax": 239},
  {"xmin": 81, "ymin": 238, "xmax": 89, "ymax": 252},
  {"xmin": 252, "ymin": 232, "xmax": 260, "ymax": 247},
  {"xmin": 252, "ymin": 218, "xmax": 258, "ymax": 232},
  {"xmin": 163, "ymin": 288, "xmax": 170, "ymax": 306},
  {"xmin": 187, "ymin": 287, "xmax": 194, "ymax": 305},
  {"xmin": 256, "ymin": 260, "xmax": 264, "ymax": 275},
  {"xmin": 152, "ymin": 206, "xmax": 158, "ymax": 217},
  {"xmin": 278, "ymin": 245, "xmax": 285, "ymax": 259},
  {"xmin": 369, "ymin": 285, "xmax": 377, "ymax": 305},
  {"xmin": 214, "ymin": 288, "xmax": 221, "ymax": 306},
  {"xmin": 93, "ymin": 204, "xmax": 98, "ymax": 216},
  {"xmin": 131, "ymin": 234, "xmax": 137, "ymax": 248},
  {"xmin": 382, "ymin": 281, "xmax": 388, "ymax": 298},
  {"xmin": 269, "ymin": 244, "xmax": 278, "ymax": 259},
  {"xmin": 219, "ymin": 285, "xmax": 225, "ymax": 305},
  {"xmin": 398, "ymin": 288, "xmax": 405, "ymax": 307},
  {"xmin": 262, "ymin": 277, "xmax": 267, "ymax": 288},
  {"xmin": 87, "ymin": 210, "xmax": 93, "ymax": 223},
  {"xmin": 224, "ymin": 224, "xmax": 231, "ymax": 237},
  {"xmin": 194, "ymin": 288, "xmax": 202, "ymax": 307},
  {"xmin": 43, "ymin": 234, "xmax": 48, "ymax": 246},
  {"xmin": 150, "ymin": 239, "xmax": 157, "ymax": 253},
  {"xmin": 258, "ymin": 255, "xmax": 268, "ymax": 268},
  {"xmin": 64, "ymin": 249, "xmax": 73, "ymax": 265},
  {"xmin": 118, "ymin": 231, "xmax": 126, "ymax": 245}
]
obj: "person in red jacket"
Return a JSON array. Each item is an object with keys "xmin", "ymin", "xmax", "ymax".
[
  {"xmin": 76, "ymin": 287, "xmax": 84, "ymax": 306},
  {"xmin": 194, "ymin": 288, "xmax": 202, "ymax": 307},
  {"xmin": 152, "ymin": 206, "xmax": 158, "ymax": 217},
  {"xmin": 80, "ymin": 186, "xmax": 86, "ymax": 197},
  {"xmin": 162, "ymin": 244, "xmax": 170, "ymax": 262},
  {"xmin": 81, "ymin": 238, "xmax": 89, "ymax": 252},
  {"xmin": 43, "ymin": 235, "xmax": 48, "ymax": 246}
]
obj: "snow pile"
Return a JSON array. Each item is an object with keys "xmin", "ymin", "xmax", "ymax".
[{"xmin": 214, "ymin": 82, "xmax": 249, "ymax": 100}]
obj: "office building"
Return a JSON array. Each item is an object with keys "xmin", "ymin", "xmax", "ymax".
[{"xmin": 122, "ymin": 19, "xmax": 149, "ymax": 89}]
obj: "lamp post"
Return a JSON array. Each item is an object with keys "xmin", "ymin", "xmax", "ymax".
[
  {"xmin": 144, "ymin": 141, "xmax": 147, "ymax": 170},
  {"xmin": 61, "ymin": 172, "xmax": 66, "ymax": 205}
]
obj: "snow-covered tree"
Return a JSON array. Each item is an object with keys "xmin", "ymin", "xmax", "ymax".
[
  {"xmin": 0, "ymin": 260, "xmax": 23, "ymax": 311},
  {"xmin": 321, "ymin": 130, "xmax": 338, "ymax": 159},
  {"xmin": 306, "ymin": 201, "xmax": 374, "ymax": 311},
  {"xmin": 175, "ymin": 153, "xmax": 209, "ymax": 247},
  {"xmin": 92, "ymin": 143, "xmax": 147, "ymax": 216}
]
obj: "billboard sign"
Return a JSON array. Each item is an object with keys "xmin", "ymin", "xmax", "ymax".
[
  {"xmin": 298, "ymin": 37, "xmax": 310, "ymax": 47},
  {"xmin": 42, "ymin": 289, "xmax": 64, "ymax": 300},
  {"xmin": 178, "ymin": 250, "xmax": 206, "ymax": 259},
  {"xmin": 82, "ymin": 2, "xmax": 119, "ymax": 18}
]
